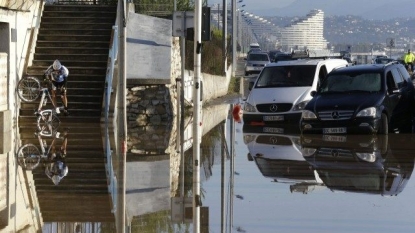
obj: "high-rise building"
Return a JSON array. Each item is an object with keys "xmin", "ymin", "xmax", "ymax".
[{"xmin": 279, "ymin": 9, "xmax": 328, "ymax": 51}]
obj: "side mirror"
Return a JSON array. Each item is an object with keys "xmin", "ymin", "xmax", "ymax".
[{"xmin": 310, "ymin": 91, "xmax": 317, "ymax": 97}]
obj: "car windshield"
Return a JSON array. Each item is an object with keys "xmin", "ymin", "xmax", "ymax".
[
  {"xmin": 255, "ymin": 65, "xmax": 317, "ymax": 88},
  {"xmin": 248, "ymin": 53, "xmax": 269, "ymax": 61},
  {"xmin": 319, "ymin": 72, "xmax": 382, "ymax": 93}
]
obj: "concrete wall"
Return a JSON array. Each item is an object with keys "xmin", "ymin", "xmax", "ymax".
[
  {"xmin": 126, "ymin": 12, "xmax": 172, "ymax": 84},
  {"xmin": 0, "ymin": 1, "xmax": 43, "ymax": 231}
]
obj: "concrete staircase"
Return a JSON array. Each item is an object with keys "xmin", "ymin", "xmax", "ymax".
[
  {"xmin": 19, "ymin": 4, "xmax": 117, "ymax": 223},
  {"xmin": 21, "ymin": 4, "xmax": 116, "ymax": 123}
]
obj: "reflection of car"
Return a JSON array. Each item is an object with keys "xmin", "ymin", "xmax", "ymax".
[
  {"xmin": 244, "ymin": 51, "xmax": 270, "ymax": 76},
  {"xmin": 299, "ymin": 134, "xmax": 415, "ymax": 196},
  {"xmin": 300, "ymin": 63, "xmax": 415, "ymax": 134},
  {"xmin": 243, "ymin": 58, "xmax": 348, "ymax": 125},
  {"xmin": 243, "ymin": 128, "xmax": 323, "ymax": 192},
  {"xmin": 243, "ymin": 123, "xmax": 300, "ymax": 135}
]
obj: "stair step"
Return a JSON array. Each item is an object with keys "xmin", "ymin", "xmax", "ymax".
[
  {"xmin": 35, "ymin": 47, "xmax": 109, "ymax": 54},
  {"xmin": 34, "ymin": 54, "xmax": 108, "ymax": 61},
  {"xmin": 42, "ymin": 11, "xmax": 115, "ymax": 18},
  {"xmin": 27, "ymin": 66, "xmax": 106, "ymax": 75},
  {"xmin": 19, "ymin": 108, "xmax": 102, "ymax": 117},
  {"xmin": 44, "ymin": 5, "xmax": 117, "ymax": 12},
  {"xmin": 36, "ymin": 41, "xmax": 110, "ymax": 48},
  {"xmin": 41, "ymin": 17, "xmax": 115, "ymax": 24},
  {"xmin": 39, "ymin": 28, "xmax": 112, "ymax": 36},
  {"xmin": 40, "ymin": 22, "xmax": 113, "ymax": 30},
  {"xmin": 32, "ymin": 59, "xmax": 107, "ymax": 67},
  {"xmin": 37, "ymin": 34, "xmax": 111, "ymax": 41}
]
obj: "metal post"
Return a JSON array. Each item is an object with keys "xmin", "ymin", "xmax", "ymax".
[
  {"xmin": 230, "ymin": 104, "xmax": 235, "ymax": 231},
  {"xmin": 222, "ymin": 0, "xmax": 227, "ymax": 73},
  {"xmin": 117, "ymin": 0, "xmax": 127, "ymax": 232},
  {"xmin": 193, "ymin": 0, "xmax": 202, "ymax": 232},
  {"xmin": 220, "ymin": 121, "xmax": 226, "ymax": 233},
  {"xmin": 232, "ymin": 0, "xmax": 236, "ymax": 76}
]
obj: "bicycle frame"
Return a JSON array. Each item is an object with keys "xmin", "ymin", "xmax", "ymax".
[{"xmin": 37, "ymin": 87, "xmax": 56, "ymax": 114}]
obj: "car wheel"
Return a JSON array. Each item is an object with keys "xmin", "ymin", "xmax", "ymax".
[{"xmin": 378, "ymin": 113, "xmax": 388, "ymax": 135}]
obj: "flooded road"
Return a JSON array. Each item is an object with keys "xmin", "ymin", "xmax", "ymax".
[{"xmin": 12, "ymin": 97, "xmax": 415, "ymax": 233}]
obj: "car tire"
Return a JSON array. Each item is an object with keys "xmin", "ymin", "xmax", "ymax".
[{"xmin": 378, "ymin": 113, "xmax": 388, "ymax": 135}]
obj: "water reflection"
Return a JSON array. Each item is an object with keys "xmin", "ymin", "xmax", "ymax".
[
  {"xmin": 242, "ymin": 125, "xmax": 324, "ymax": 194},
  {"xmin": 300, "ymin": 134, "xmax": 415, "ymax": 196},
  {"xmin": 16, "ymin": 120, "xmax": 115, "ymax": 232},
  {"xmin": 12, "ymin": 102, "xmax": 415, "ymax": 232}
]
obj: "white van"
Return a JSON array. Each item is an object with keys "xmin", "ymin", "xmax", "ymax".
[
  {"xmin": 249, "ymin": 42, "xmax": 260, "ymax": 50},
  {"xmin": 243, "ymin": 58, "xmax": 349, "ymax": 125}
]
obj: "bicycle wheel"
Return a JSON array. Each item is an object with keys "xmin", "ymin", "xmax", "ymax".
[
  {"xmin": 37, "ymin": 110, "xmax": 60, "ymax": 136},
  {"xmin": 17, "ymin": 76, "xmax": 41, "ymax": 102},
  {"xmin": 17, "ymin": 144, "xmax": 41, "ymax": 170}
]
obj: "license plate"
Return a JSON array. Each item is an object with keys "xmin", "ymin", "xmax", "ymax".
[
  {"xmin": 323, "ymin": 135, "xmax": 347, "ymax": 142},
  {"xmin": 263, "ymin": 115, "xmax": 284, "ymax": 121},
  {"xmin": 323, "ymin": 127, "xmax": 347, "ymax": 134},
  {"xmin": 263, "ymin": 127, "xmax": 284, "ymax": 134}
]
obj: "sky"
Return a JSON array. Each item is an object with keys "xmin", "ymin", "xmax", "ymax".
[{"xmin": 207, "ymin": 0, "xmax": 415, "ymax": 20}]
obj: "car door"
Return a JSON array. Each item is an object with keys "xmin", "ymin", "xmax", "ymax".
[{"xmin": 388, "ymin": 68, "xmax": 410, "ymax": 126}]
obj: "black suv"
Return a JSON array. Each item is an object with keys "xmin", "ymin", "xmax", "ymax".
[{"xmin": 300, "ymin": 62, "xmax": 415, "ymax": 134}]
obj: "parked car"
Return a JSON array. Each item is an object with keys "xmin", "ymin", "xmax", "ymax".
[
  {"xmin": 300, "ymin": 62, "xmax": 415, "ymax": 134},
  {"xmin": 243, "ymin": 58, "xmax": 349, "ymax": 125},
  {"xmin": 244, "ymin": 51, "xmax": 270, "ymax": 76}
]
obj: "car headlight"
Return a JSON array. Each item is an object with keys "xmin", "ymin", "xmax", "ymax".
[
  {"xmin": 356, "ymin": 151, "xmax": 378, "ymax": 162},
  {"xmin": 301, "ymin": 147, "xmax": 317, "ymax": 157},
  {"xmin": 244, "ymin": 102, "xmax": 257, "ymax": 112},
  {"xmin": 301, "ymin": 110, "xmax": 317, "ymax": 119},
  {"xmin": 243, "ymin": 135, "xmax": 256, "ymax": 144},
  {"xmin": 292, "ymin": 100, "xmax": 309, "ymax": 111},
  {"xmin": 356, "ymin": 107, "xmax": 376, "ymax": 118}
]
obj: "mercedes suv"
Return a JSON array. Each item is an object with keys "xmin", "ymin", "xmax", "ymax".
[{"xmin": 300, "ymin": 62, "xmax": 415, "ymax": 134}]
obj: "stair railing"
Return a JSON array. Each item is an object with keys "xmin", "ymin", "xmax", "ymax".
[{"xmin": 103, "ymin": 20, "xmax": 118, "ymax": 215}]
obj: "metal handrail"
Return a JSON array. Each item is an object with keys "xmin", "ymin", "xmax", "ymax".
[{"xmin": 103, "ymin": 12, "xmax": 118, "ymax": 215}]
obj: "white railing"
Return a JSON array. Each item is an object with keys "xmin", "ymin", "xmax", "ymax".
[{"xmin": 103, "ymin": 22, "xmax": 118, "ymax": 213}]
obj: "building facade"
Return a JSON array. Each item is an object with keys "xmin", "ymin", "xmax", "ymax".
[{"xmin": 279, "ymin": 9, "xmax": 328, "ymax": 51}]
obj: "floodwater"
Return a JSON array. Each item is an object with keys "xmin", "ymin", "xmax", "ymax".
[{"xmin": 13, "ymin": 96, "xmax": 415, "ymax": 233}]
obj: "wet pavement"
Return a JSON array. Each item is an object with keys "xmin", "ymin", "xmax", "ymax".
[{"xmin": 12, "ymin": 96, "xmax": 415, "ymax": 232}]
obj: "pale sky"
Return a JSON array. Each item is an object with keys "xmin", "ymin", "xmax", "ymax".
[{"xmin": 208, "ymin": 0, "xmax": 296, "ymax": 14}]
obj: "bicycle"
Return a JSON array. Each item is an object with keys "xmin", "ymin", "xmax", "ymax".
[
  {"xmin": 17, "ymin": 128, "xmax": 68, "ymax": 171},
  {"xmin": 17, "ymin": 75, "xmax": 64, "ymax": 132}
]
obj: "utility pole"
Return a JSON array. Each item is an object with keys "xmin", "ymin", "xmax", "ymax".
[
  {"xmin": 117, "ymin": 0, "xmax": 127, "ymax": 232},
  {"xmin": 222, "ymin": 0, "xmax": 227, "ymax": 73},
  {"xmin": 232, "ymin": 0, "xmax": 236, "ymax": 76},
  {"xmin": 193, "ymin": 0, "xmax": 202, "ymax": 232}
]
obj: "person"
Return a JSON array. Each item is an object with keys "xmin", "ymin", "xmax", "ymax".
[
  {"xmin": 44, "ymin": 59, "xmax": 69, "ymax": 115},
  {"xmin": 403, "ymin": 49, "xmax": 415, "ymax": 72},
  {"xmin": 45, "ymin": 129, "xmax": 68, "ymax": 185}
]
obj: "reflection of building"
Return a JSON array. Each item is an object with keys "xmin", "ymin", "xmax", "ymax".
[{"xmin": 279, "ymin": 9, "xmax": 328, "ymax": 51}]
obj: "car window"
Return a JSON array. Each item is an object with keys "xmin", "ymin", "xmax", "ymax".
[
  {"xmin": 391, "ymin": 69, "xmax": 404, "ymax": 88},
  {"xmin": 255, "ymin": 65, "xmax": 317, "ymax": 88},
  {"xmin": 397, "ymin": 65, "xmax": 411, "ymax": 81},
  {"xmin": 320, "ymin": 73, "xmax": 381, "ymax": 93},
  {"xmin": 248, "ymin": 53, "xmax": 269, "ymax": 61}
]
